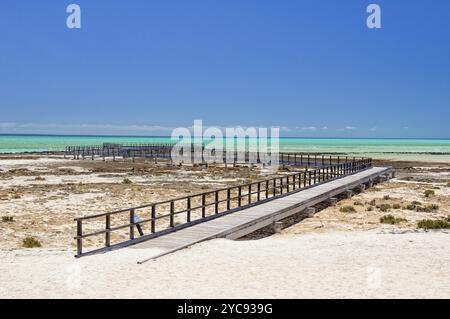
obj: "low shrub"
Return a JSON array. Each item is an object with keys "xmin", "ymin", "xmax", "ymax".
[
  {"xmin": 353, "ymin": 201, "xmax": 364, "ymax": 206},
  {"xmin": 2, "ymin": 216, "xmax": 14, "ymax": 222},
  {"xmin": 405, "ymin": 202, "xmax": 420, "ymax": 210},
  {"xmin": 383, "ymin": 195, "xmax": 390, "ymax": 200},
  {"xmin": 415, "ymin": 204, "xmax": 439, "ymax": 213},
  {"xmin": 22, "ymin": 237, "xmax": 42, "ymax": 248},
  {"xmin": 122, "ymin": 177, "xmax": 133, "ymax": 184},
  {"xmin": 427, "ymin": 204, "xmax": 439, "ymax": 210},
  {"xmin": 340, "ymin": 205, "xmax": 356, "ymax": 213},
  {"xmin": 424, "ymin": 190, "xmax": 435, "ymax": 198},
  {"xmin": 392, "ymin": 203, "xmax": 401, "ymax": 209},
  {"xmin": 34, "ymin": 176, "xmax": 46, "ymax": 181},
  {"xmin": 380, "ymin": 215, "xmax": 407, "ymax": 225},
  {"xmin": 378, "ymin": 203, "xmax": 391, "ymax": 212},
  {"xmin": 417, "ymin": 219, "xmax": 450, "ymax": 230}
]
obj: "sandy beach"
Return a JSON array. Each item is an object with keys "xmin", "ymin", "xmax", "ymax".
[
  {"xmin": 1, "ymin": 231, "xmax": 449, "ymax": 299},
  {"xmin": 1, "ymin": 155, "xmax": 449, "ymax": 298}
]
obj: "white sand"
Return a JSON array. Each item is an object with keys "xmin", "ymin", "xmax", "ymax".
[{"xmin": 1, "ymin": 230, "xmax": 449, "ymax": 299}]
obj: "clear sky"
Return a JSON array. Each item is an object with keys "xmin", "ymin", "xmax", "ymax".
[{"xmin": 0, "ymin": 0, "xmax": 449, "ymax": 138}]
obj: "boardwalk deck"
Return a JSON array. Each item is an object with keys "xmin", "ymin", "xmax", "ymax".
[{"xmin": 133, "ymin": 166, "xmax": 393, "ymax": 263}]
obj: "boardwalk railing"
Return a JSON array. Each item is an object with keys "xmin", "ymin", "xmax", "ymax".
[
  {"xmin": 65, "ymin": 142, "xmax": 362, "ymax": 167},
  {"xmin": 74, "ymin": 156, "xmax": 372, "ymax": 257},
  {"xmin": 65, "ymin": 143, "xmax": 175, "ymax": 161}
]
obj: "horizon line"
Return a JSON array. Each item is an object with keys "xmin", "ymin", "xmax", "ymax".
[{"xmin": 0, "ymin": 133, "xmax": 450, "ymax": 140}]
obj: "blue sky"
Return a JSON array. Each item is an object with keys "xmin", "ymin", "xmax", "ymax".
[{"xmin": 0, "ymin": 0, "xmax": 449, "ymax": 138}]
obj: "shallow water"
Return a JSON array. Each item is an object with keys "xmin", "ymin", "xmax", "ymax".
[{"xmin": 1, "ymin": 135, "xmax": 449, "ymax": 162}]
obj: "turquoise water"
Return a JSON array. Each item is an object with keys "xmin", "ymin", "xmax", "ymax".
[{"xmin": 1, "ymin": 135, "xmax": 450, "ymax": 162}]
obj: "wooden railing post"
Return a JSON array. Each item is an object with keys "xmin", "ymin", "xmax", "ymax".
[
  {"xmin": 227, "ymin": 189, "xmax": 231, "ymax": 210},
  {"xmin": 151, "ymin": 205, "xmax": 156, "ymax": 232},
  {"xmin": 170, "ymin": 201, "xmax": 175, "ymax": 227},
  {"xmin": 77, "ymin": 220, "xmax": 82, "ymax": 256},
  {"xmin": 215, "ymin": 191, "xmax": 219, "ymax": 214},
  {"xmin": 257, "ymin": 182, "xmax": 261, "ymax": 201},
  {"xmin": 105, "ymin": 215, "xmax": 111, "ymax": 247},
  {"xmin": 201, "ymin": 194, "xmax": 206, "ymax": 218},
  {"xmin": 273, "ymin": 179, "xmax": 276, "ymax": 196},
  {"xmin": 303, "ymin": 171, "xmax": 307, "ymax": 187},
  {"xmin": 238, "ymin": 186, "xmax": 242, "ymax": 207},
  {"xmin": 130, "ymin": 209, "xmax": 135, "ymax": 240}
]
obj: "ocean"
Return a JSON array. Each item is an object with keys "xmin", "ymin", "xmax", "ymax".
[{"xmin": 0, "ymin": 135, "xmax": 449, "ymax": 162}]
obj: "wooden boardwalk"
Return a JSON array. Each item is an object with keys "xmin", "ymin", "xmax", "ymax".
[{"xmin": 133, "ymin": 166, "xmax": 394, "ymax": 263}]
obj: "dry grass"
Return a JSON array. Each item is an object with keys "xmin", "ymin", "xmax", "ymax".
[
  {"xmin": 424, "ymin": 190, "xmax": 435, "ymax": 198},
  {"xmin": 380, "ymin": 215, "xmax": 407, "ymax": 225},
  {"xmin": 2, "ymin": 216, "xmax": 14, "ymax": 222},
  {"xmin": 22, "ymin": 237, "xmax": 42, "ymax": 248},
  {"xmin": 339, "ymin": 205, "xmax": 356, "ymax": 213},
  {"xmin": 378, "ymin": 203, "xmax": 391, "ymax": 212},
  {"xmin": 122, "ymin": 177, "xmax": 133, "ymax": 184}
]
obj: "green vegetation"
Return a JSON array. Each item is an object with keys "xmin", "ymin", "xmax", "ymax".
[
  {"xmin": 383, "ymin": 195, "xmax": 391, "ymax": 200},
  {"xmin": 416, "ymin": 204, "xmax": 440, "ymax": 213},
  {"xmin": 340, "ymin": 205, "xmax": 356, "ymax": 213},
  {"xmin": 22, "ymin": 237, "xmax": 42, "ymax": 248},
  {"xmin": 417, "ymin": 219, "xmax": 450, "ymax": 230},
  {"xmin": 378, "ymin": 203, "xmax": 391, "ymax": 212},
  {"xmin": 380, "ymin": 215, "xmax": 407, "ymax": 225},
  {"xmin": 392, "ymin": 203, "xmax": 401, "ymax": 209},
  {"xmin": 424, "ymin": 190, "xmax": 435, "ymax": 198},
  {"xmin": 405, "ymin": 201, "xmax": 422, "ymax": 210},
  {"xmin": 122, "ymin": 177, "xmax": 133, "ymax": 184}
]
